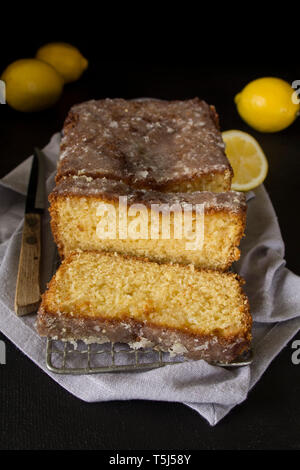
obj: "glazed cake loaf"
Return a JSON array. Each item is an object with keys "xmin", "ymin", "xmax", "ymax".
[
  {"xmin": 49, "ymin": 176, "xmax": 246, "ymax": 270},
  {"xmin": 37, "ymin": 251, "xmax": 252, "ymax": 363},
  {"xmin": 57, "ymin": 98, "xmax": 233, "ymax": 192}
]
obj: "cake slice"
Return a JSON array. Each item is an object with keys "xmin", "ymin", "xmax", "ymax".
[
  {"xmin": 57, "ymin": 98, "xmax": 233, "ymax": 192},
  {"xmin": 49, "ymin": 176, "xmax": 246, "ymax": 270},
  {"xmin": 37, "ymin": 251, "xmax": 252, "ymax": 363}
]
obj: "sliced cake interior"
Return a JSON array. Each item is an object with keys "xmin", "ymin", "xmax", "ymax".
[
  {"xmin": 50, "ymin": 176, "xmax": 246, "ymax": 270},
  {"xmin": 37, "ymin": 251, "xmax": 251, "ymax": 362}
]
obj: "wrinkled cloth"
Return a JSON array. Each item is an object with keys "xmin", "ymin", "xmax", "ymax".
[{"xmin": 0, "ymin": 133, "xmax": 299, "ymax": 426}]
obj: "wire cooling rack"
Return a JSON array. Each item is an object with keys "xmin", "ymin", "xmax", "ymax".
[
  {"xmin": 46, "ymin": 338, "xmax": 253, "ymax": 374},
  {"xmin": 46, "ymin": 249, "xmax": 253, "ymax": 375}
]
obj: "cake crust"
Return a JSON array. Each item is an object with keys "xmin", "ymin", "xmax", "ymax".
[
  {"xmin": 37, "ymin": 307, "xmax": 251, "ymax": 363},
  {"xmin": 57, "ymin": 98, "xmax": 233, "ymax": 192},
  {"xmin": 50, "ymin": 175, "xmax": 245, "ymax": 212}
]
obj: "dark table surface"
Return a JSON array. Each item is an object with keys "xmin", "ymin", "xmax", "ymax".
[{"xmin": 0, "ymin": 38, "xmax": 300, "ymax": 450}]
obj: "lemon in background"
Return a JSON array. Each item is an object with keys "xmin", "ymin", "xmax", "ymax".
[
  {"xmin": 1, "ymin": 59, "xmax": 64, "ymax": 112},
  {"xmin": 222, "ymin": 130, "xmax": 268, "ymax": 191},
  {"xmin": 235, "ymin": 77, "xmax": 299, "ymax": 132},
  {"xmin": 36, "ymin": 42, "xmax": 88, "ymax": 83}
]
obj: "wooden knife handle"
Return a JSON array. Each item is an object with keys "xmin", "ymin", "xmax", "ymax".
[{"xmin": 14, "ymin": 213, "xmax": 41, "ymax": 316}]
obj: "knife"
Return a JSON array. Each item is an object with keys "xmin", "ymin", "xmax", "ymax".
[{"xmin": 14, "ymin": 148, "xmax": 45, "ymax": 316}]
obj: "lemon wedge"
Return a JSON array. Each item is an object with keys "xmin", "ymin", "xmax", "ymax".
[{"xmin": 222, "ymin": 130, "xmax": 268, "ymax": 191}]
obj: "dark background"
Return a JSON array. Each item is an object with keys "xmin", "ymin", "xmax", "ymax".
[{"xmin": 0, "ymin": 23, "xmax": 300, "ymax": 450}]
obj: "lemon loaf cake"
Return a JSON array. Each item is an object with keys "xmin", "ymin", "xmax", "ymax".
[
  {"xmin": 49, "ymin": 176, "xmax": 246, "ymax": 270},
  {"xmin": 57, "ymin": 98, "xmax": 233, "ymax": 192},
  {"xmin": 37, "ymin": 251, "xmax": 252, "ymax": 362}
]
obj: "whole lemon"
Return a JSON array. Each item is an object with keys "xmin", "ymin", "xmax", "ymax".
[
  {"xmin": 1, "ymin": 59, "xmax": 64, "ymax": 112},
  {"xmin": 235, "ymin": 77, "xmax": 299, "ymax": 132},
  {"xmin": 36, "ymin": 42, "xmax": 88, "ymax": 83}
]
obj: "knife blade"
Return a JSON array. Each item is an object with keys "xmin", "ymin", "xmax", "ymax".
[{"xmin": 14, "ymin": 148, "xmax": 45, "ymax": 315}]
